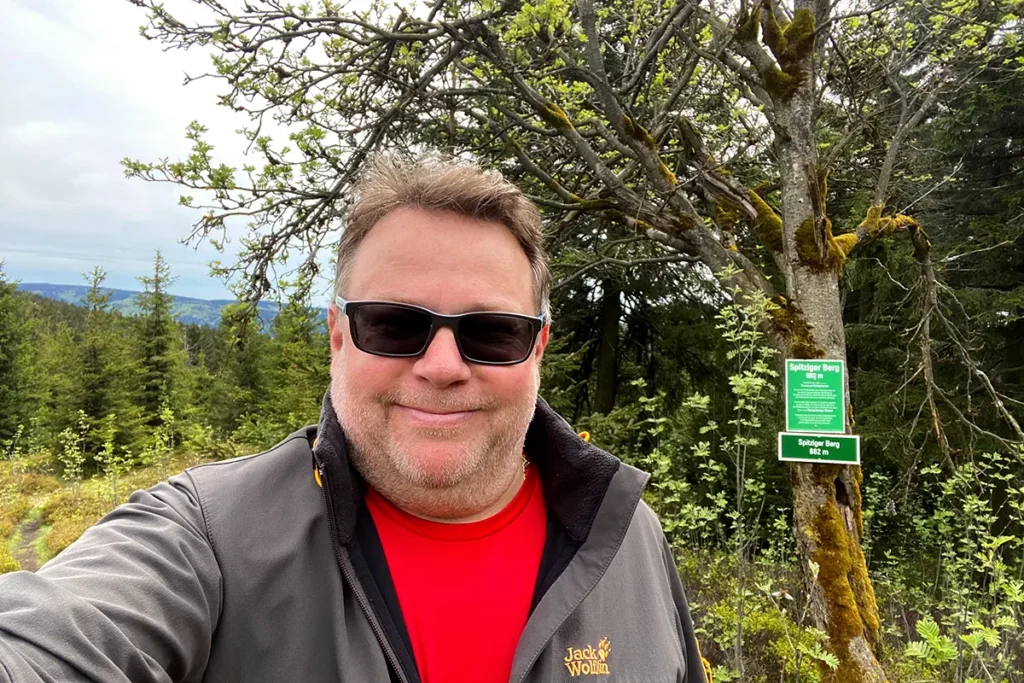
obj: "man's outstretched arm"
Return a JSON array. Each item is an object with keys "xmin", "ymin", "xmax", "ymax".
[{"xmin": 0, "ymin": 473, "xmax": 222, "ymax": 683}]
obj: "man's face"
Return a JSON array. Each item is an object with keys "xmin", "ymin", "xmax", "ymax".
[{"xmin": 328, "ymin": 207, "xmax": 549, "ymax": 515}]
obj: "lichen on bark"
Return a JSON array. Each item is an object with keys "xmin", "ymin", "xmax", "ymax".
[
  {"xmin": 715, "ymin": 198, "xmax": 741, "ymax": 232},
  {"xmin": 795, "ymin": 216, "xmax": 848, "ymax": 273},
  {"xmin": 659, "ymin": 162, "xmax": 678, "ymax": 185},
  {"xmin": 539, "ymin": 101, "xmax": 574, "ymax": 130},
  {"xmin": 833, "ymin": 233, "xmax": 859, "ymax": 255},
  {"xmin": 623, "ymin": 115, "xmax": 658, "ymax": 148},
  {"xmin": 846, "ymin": 469, "xmax": 881, "ymax": 649},
  {"xmin": 623, "ymin": 115, "xmax": 678, "ymax": 185},
  {"xmin": 673, "ymin": 215, "xmax": 699, "ymax": 232},
  {"xmin": 758, "ymin": 1, "xmax": 816, "ymax": 100},
  {"xmin": 858, "ymin": 204, "xmax": 921, "ymax": 237},
  {"xmin": 799, "ymin": 465, "xmax": 884, "ymax": 683},
  {"xmin": 769, "ymin": 295, "xmax": 825, "ymax": 358},
  {"xmin": 763, "ymin": 3, "xmax": 815, "ymax": 65},
  {"xmin": 736, "ymin": 6, "xmax": 762, "ymax": 42},
  {"xmin": 749, "ymin": 190, "xmax": 784, "ymax": 252},
  {"xmin": 764, "ymin": 67, "xmax": 803, "ymax": 100}
]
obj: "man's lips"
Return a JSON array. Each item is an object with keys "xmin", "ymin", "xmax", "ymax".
[{"xmin": 394, "ymin": 404, "xmax": 479, "ymax": 427}]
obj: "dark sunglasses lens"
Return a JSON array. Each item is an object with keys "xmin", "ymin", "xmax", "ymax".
[
  {"xmin": 351, "ymin": 304, "xmax": 432, "ymax": 356},
  {"xmin": 460, "ymin": 314, "xmax": 536, "ymax": 364}
]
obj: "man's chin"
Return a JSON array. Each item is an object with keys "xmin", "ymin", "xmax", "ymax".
[{"xmin": 393, "ymin": 443, "xmax": 479, "ymax": 488}]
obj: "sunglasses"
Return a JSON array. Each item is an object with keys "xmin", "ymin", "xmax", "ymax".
[{"xmin": 335, "ymin": 296, "xmax": 547, "ymax": 366}]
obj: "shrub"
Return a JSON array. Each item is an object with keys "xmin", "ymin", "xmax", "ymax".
[
  {"xmin": 38, "ymin": 486, "xmax": 106, "ymax": 558},
  {"xmin": 42, "ymin": 511, "xmax": 94, "ymax": 559},
  {"xmin": 0, "ymin": 544, "xmax": 19, "ymax": 574},
  {"xmin": 0, "ymin": 484, "xmax": 31, "ymax": 539},
  {"xmin": 36, "ymin": 451, "xmax": 212, "ymax": 561},
  {"xmin": 18, "ymin": 473, "xmax": 60, "ymax": 496},
  {"xmin": 16, "ymin": 449, "xmax": 56, "ymax": 475},
  {"xmin": 680, "ymin": 549, "xmax": 833, "ymax": 683}
]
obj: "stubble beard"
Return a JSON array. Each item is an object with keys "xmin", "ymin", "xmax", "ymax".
[{"xmin": 330, "ymin": 371, "xmax": 540, "ymax": 520}]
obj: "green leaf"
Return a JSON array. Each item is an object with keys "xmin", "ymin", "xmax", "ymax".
[
  {"xmin": 916, "ymin": 616, "xmax": 941, "ymax": 641},
  {"xmin": 905, "ymin": 641, "xmax": 931, "ymax": 659}
]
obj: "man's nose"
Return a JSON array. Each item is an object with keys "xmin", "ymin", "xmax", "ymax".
[{"xmin": 412, "ymin": 327, "xmax": 472, "ymax": 386}]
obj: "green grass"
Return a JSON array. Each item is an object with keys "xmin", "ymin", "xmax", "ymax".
[
  {"xmin": 6, "ymin": 528, "xmax": 21, "ymax": 552},
  {"xmin": 0, "ymin": 513, "xmax": 22, "ymax": 574},
  {"xmin": 33, "ymin": 524, "xmax": 53, "ymax": 567},
  {"xmin": 5, "ymin": 527, "xmax": 21, "ymax": 558},
  {"xmin": 0, "ymin": 507, "xmax": 49, "ymax": 572}
]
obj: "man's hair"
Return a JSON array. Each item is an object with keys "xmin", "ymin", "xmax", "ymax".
[{"xmin": 334, "ymin": 153, "xmax": 551, "ymax": 318}]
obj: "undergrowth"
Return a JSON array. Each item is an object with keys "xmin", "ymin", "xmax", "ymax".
[{"xmin": 0, "ymin": 450, "xmax": 214, "ymax": 572}]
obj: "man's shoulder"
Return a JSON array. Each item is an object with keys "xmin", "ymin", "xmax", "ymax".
[
  {"xmin": 603, "ymin": 461, "xmax": 661, "ymax": 536},
  {"xmin": 607, "ymin": 465, "xmax": 670, "ymax": 559},
  {"xmin": 632, "ymin": 497, "xmax": 662, "ymax": 527},
  {"xmin": 626, "ymin": 497, "xmax": 669, "ymax": 547},
  {"xmin": 180, "ymin": 425, "xmax": 319, "ymax": 512},
  {"xmin": 161, "ymin": 426, "xmax": 326, "ymax": 563},
  {"xmin": 187, "ymin": 426, "xmax": 316, "ymax": 477}
]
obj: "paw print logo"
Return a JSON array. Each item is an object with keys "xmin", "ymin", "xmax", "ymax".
[{"xmin": 598, "ymin": 638, "xmax": 611, "ymax": 662}]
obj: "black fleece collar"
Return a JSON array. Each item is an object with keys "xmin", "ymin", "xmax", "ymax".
[{"xmin": 311, "ymin": 392, "xmax": 622, "ymax": 545}]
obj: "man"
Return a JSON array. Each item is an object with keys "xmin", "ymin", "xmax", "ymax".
[{"xmin": 0, "ymin": 155, "xmax": 708, "ymax": 683}]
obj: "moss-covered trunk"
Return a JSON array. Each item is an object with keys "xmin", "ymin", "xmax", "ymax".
[
  {"xmin": 779, "ymin": 162, "xmax": 888, "ymax": 683},
  {"xmin": 791, "ymin": 464, "xmax": 885, "ymax": 682},
  {"xmin": 770, "ymin": 1, "xmax": 888, "ymax": 679}
]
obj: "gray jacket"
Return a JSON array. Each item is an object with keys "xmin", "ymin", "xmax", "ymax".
[{"xmin": 0, "ymin": 398, "xmax": 708, "ymax": 682}]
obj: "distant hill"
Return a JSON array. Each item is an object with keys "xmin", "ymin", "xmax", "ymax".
[{"xmin": 17, "ymin": 282, "xmax": 289, "ymax": 327}]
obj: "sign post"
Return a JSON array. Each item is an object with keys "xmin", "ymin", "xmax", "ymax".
[
  {"xmin": 780, "ymin": 359, "xmax": 858, "ymax": 466},
  {"xmin": 778, "ymin": 433, "xmax": 860, "ymax": 465},
  {"xmin": 784, "ymin": 359, "xmax": 845, "ymax": 434}
]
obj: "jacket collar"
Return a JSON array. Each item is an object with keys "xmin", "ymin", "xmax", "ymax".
[{"xmin": 311, "ymin": 392, "xmax": 623, "ymax": 545}]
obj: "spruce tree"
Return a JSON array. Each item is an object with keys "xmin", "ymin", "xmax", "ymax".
[
  {"xmin": 265, "ymin": 287, "xmax": 329, "ymax": 431},
  {"xmin": 135, "ymin": 251, "xmax": 178, "ymax": 428},
  {"xmin": 0, "ymin": 265, "xmax": 31, "ymax": 446},
  {"xmin": 79, "ymin": 268, "xmax": 116, "ymax": 451},
  {"xmin": 29, "ymin": 318, "xmax": 83, "ymax": 454},
  {"xmin": 78, "ymin": 267, "xmax": 142, "ymax": 458},
  {"xmin": 217, "ymin": 302, "xmax": 273, "ymax": 445}
]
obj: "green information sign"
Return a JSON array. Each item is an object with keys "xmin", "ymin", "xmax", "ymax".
[
  {"xmin": 778, "ymin": 433, "xmax": 860, "ymax": 465},
  {"xmin": 785, "ymin": 359, "xmax": 846, "ymax": 433}
]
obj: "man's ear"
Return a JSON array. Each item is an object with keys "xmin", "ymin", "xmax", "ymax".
[
  {"xmin": 534, "ymin": 323, "xmax": 551, "ymax": 361},
  {"xmin": 328, "ymin": 304, "xmax": 346, "ymax": 354}
]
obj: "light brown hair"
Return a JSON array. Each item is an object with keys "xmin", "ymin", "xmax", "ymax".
[{"xmin": 334, "ymin": 153, "xmax": 550, "ymax": 318}]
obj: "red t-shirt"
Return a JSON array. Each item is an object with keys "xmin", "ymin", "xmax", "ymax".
[{"xmin": 365, "ymin": 464, "xmax": 547, "ymax": 683}]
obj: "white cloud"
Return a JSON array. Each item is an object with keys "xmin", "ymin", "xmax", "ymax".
[
  {"xmin": 0, "ymin": 0, "xmax": 256, "ymax": 300},
  {"xmin": 6, "ymin": 120, "xmax": 72, "ymax": 146}
]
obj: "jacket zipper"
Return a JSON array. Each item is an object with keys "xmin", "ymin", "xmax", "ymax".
[{"xmin": 319, "ymin": 463, "xmax": 411, "ymax": 683}]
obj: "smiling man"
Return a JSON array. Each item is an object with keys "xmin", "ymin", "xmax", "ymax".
[
  {"xmin": 330, "ymin": 197, "xmax": 546, "ymax": 523},
  {"xmin": 0, "ymin": 155, "xmax": 708, "ymax": 683}
]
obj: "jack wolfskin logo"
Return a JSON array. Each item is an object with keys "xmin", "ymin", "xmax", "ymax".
[{"xmin": 563, "ymin": 638, "xmax": 611, "ymax": 676}]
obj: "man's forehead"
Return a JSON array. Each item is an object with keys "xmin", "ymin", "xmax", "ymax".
[
  {"xmin": 351, "ymin": 291, "xmax": 531, "ymax": 314},
  {"xmin": 344, "ymin": 207, "xmax": 537, "ymax": 314}
]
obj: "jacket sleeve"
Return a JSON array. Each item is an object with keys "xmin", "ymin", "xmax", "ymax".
[
  {"xmin": 661, "ymin": 537, "xmax": 710, "ymax": 683},
  {"xmin": 0, "ymin": 472, "xmax": 222, "ymax": 683}
]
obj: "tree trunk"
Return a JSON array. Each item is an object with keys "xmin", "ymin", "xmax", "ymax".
[
  {"xmin": 773, "ymin": 2, "xmax": 888, "ymax": 679},
  {"xmin": 782, "ymin": 191, "xmax": 888, "ymax": 683},
  {"xmin": 595, "ymin": 278, "xmax": 621, "ymax": 415}
]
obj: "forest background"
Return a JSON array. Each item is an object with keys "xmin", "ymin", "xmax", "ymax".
[{"xmin": 3, "ymin": 0, "xmax": 1024, "ymax": 680}]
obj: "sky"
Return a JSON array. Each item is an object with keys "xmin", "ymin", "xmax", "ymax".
[{"xmin": 0, "ymin": 0, "xmax": 259, "ymax": 300}]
